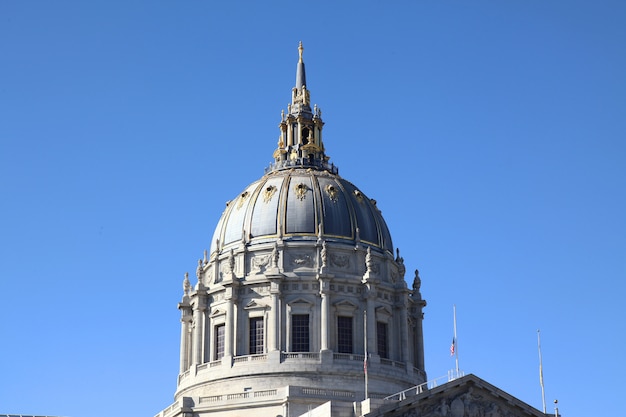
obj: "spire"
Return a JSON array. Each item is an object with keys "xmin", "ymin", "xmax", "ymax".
[
  {"xmin": 269, "ymin": 43, "xmax": 337, "ymax": 175},
  {"xmin": 296, "ymin": 41, "xmax": 306, "ymax": 90}
]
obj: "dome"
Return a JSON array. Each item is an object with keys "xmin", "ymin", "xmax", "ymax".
[
  {"xmin": 209, "ymin": 167, "xmax": 393, "ymax": 255},
  {"xmin": 169, "ymin": 43, "xmax": 427, "ymax": 417}
]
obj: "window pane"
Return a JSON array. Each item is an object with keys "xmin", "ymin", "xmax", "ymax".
[
  {"xmin": 337, "ymin": 316, "xmax": 353, "ymax": 353},
  {"xmin": 291, "ymin": 314, "xmax": 310, "ymax": 352},
  {"xmin": 249, "ymin": 317, "xmax": 264, "ymax": 354},
  {"xmin": 377, "ymin": 321, "xmax": 388, "ymax": 359},
  {"xmin": 215, "ymin": 324, "xmax": 225, "ymax": 360}
]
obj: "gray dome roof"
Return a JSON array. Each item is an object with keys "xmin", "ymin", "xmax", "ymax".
[
  {"xmin": 209, "ymin": 43, "xmax": 393, "ymax": 257},
  {"xmin": 210, "ymin": 167, "xmax": 393, "ymax": 255}
]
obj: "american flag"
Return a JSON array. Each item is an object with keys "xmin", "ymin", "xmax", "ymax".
[{"xmin": 450, "ymin": 337, "xmax": 456, "ymax": 356}]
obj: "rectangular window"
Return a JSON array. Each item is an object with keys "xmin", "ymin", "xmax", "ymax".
[
  {"xmin": 337, "ymin": 316, "xmax": 353, "ymax": 353},
  {"xmin": 215, "ymin": 324, "xmax": 225, "ymax": 360},
  {"xmin": 291, "ymin": 314, "xmax": 310, "ymax": 352},
  {"xmin": 249, "ymin": 317, "xmax": 264, "ymax": 355},
  {"xmin": 377, "ymin": 321, "xmax": 388, "ymax": 359}
]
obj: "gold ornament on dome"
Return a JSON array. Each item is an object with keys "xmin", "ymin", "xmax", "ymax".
[
  {"xmin": 237, "ymin": 191, "xmax": 249, "ymax": 209},
  {"xmin": 263, "ymin": 185, "xmax": 277, "ymax": 203},
  {"xmin": 354, "ymin": 189, "xmax": 364, "ymax": 203},
  {"xmin": 295, "ymin": 182, "xmax": 308, "ymax": 201},
  {"xmin": 325, "ymin": 184, "xmax": 338, "ymax": 202}
]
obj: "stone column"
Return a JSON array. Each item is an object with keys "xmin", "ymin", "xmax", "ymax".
[
  {"xmin": 225, "ymin": 288, "xmax": 235, "ymax": 358},
  {"xmin": 319, "ymin": 276, "xmax": 330, "ymax": 351},
  {"xmin": 399, "ymin": 298, "xmax": 409, "ymax": 364},
  {"xmin": 179, "ymin": 313, "xmax": 192, "ymax": 373},
  {"xmin": 191, "ymin": 301, "xmax": 205, "ymax": 365},
  {"xmin": 414, "ymin": 300, "xmax": 427, "ymax": 373},
  {"xmin": 268, "ymin": 276, "xmax": 282, "ymax": 351},
  {"xmin": 365, "ymin": 287, "xmax": 376, "ymax": 356}
]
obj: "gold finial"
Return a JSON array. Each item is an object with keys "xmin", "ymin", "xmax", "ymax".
[{"xmin": 298, "ymin": 41, "xmax": 304, "ymax": 63}]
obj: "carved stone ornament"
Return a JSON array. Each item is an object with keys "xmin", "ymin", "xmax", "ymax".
[
  {"xmin": 221, "ymin": 250, "xmax": 236, "ymax": 276},
  {"xmin": 294, "ymin": 182, "xmax": 308, "ymax": 201},
  {"xmin": 251, "ymin": 255, "xmax": 270, "ymax": 273},
  {"xmin": 196, "ymin": 259, "xmax": 204, "ymax": 281},
  {"xmin": 290, "ymin": 253, "xmax": 314, "ymax": 268},
  {"xmin": 329, "ymin": 253, "xmax": 349, "ymax": 268},
  {"xmin": 325, "ymin": 184, "xmax": 338, "ymax": 202},
  {"xmin": 237, "ymin": 191, "xmax": 249, "ymax": 209},
  {"xmin": 183, "ymin": 272, "xmax": 191, "ymax": 296},
  {"xmin": 271, "ymin": 242, "xmax": 279, "ymax": 268}
]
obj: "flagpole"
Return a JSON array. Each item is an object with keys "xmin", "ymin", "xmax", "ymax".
[
  {"xmin": 364, "ymin": 309, "xmax": 369, "ymax": 399},
  {"xmin": 453, "ymin": 304, "xmax": 459, "ymax": 376},
  {"xmin": 537, "ymin": 329, "xmax": 547, "ymax": 413}
]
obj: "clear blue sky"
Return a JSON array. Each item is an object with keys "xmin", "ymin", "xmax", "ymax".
[{"xmin": 1, "ymin": 1, "xmax": 624, "ymax": 416}]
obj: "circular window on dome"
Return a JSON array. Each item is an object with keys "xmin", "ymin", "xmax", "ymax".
[{"xmin": 354, "ymin": 189, "xmax": 364, "ymax": 203}]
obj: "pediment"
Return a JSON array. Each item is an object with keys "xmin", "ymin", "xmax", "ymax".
[
  {"xmin": 209, "ymin": 308, "xmax": 226, "ymax": 318},
  {"xmin": 370, "ymin": 374, "xmax": 546, "ymax": 417},
  {"xmin": 244, "ymin": 300, "xmax": 267, "ymax": 310},
  {"xmin": 288, "ymin": 297, "xmax": 314, "ymax": 307},
  {"xmin": 375, "ymin": 305, "xmax": 392, "ymax": 318},
  {"xmin": 333, "ymin": 299, "xmax": 358, "ymax": 312}
]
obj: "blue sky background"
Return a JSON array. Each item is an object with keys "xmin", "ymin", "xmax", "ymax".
[{"xmin": 1, "ymin": 1, "xmax": 624, "ymax": 417}]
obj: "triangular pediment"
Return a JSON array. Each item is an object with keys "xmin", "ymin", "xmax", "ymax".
[
  {"xmin": 375, "ymin": 305, "xmax": 392, "ymax": 318},
  {"xmin": 244, "ymin": 300, "xmax": 267, "ymax": 310},
  {"xmin": 333, "ymin": 299, "xmax": 358, "ymax": 312},
  {"xmin": 209, "ymin": 308, "xmax": 226, "ymax": 318},
  {"xmin": 366, "ymin": 374, "xmax": 547, "ymax": 417},
  {"xmin": 288, "ymin": 297, "xmax": 314, "ymax": 307}
]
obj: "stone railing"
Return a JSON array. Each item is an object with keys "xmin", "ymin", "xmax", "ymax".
[
  {"xmin": 282, "ymin": 351, "xmax": 320, "ymax": 360},
  {"xmin": 333, "ymin": 353, "xmax": 366, "ymax": 362},
  {"xmin": 154, "ymin": 399, "xmax": 182, "ymax": 417},
  {"xmin": 198, "ymin": 388, "xmax": 281, "ymax": 405},
  {"xmin": 299, "ymin": 387, "xmax": 355, "ymax": 399},
  {"xmin": 233, "ymin": 353, "xmax": 267, "ymax": 364}
]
